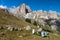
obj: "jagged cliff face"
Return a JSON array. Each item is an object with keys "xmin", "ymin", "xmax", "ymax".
[
  {"xmin": 8, "ymin": 3, "xmax": 31, "ymax": 17},
  {"xmin": 24, "ymin": 10, "xmax": 59, "ymax": 31},
  {"xmin": 25, "ymin": 10, "xmax": 58, "ymax": 20},
  {"xmin": 20, "ymin": 4, "xmax": 31, "ymax": 14},
  {"xmin": 0, "ymin": 4, "xmax": 59, "ymax": 20},
  {"xmin": 4, "ymin": 4, "xmax": 58, "ymax": 20}
]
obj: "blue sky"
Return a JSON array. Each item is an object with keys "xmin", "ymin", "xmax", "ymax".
[{"xmin": 0, "ymin": 0, "xmax": 60, "ymax": 12}]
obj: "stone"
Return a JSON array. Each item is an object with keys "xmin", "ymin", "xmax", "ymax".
[
  {"xmin": 14, "ymin": 27, "xmax": 18, "ymax": 31},
  {"xmin": 51, "ymin": 25, "xmax": 57, "ymax": 30},
  {"xmin": 25, "ymin": 25, "xmax": 31, "ymax": 30},
  {"xmin": 0, "ymin": 26, "xmax": 3, "ymax": 30},
  {"xmin": 19, "ymin": 35, "xmax": 23, "ymax": 37},
  {"xmin": 18, "ymin": 28, "xmax": 22, "ymax": 31},
  {"xmin": 32, "ymin": 29, "xmax": 35, "ymax": 34},
  {"xmin": 7, "ymin": 27, "xmax": 14, "ymax": 31},
  {"xmin": 6, "ymin": 25, "xmax": 14, "ymax": 31},
  {"xmin": 37, "ymin": 25, "xmax": 40, "ymax": 28},
  {"xmin": 37, "ymin": 28, "xmax": 42, "ymax": 32}
]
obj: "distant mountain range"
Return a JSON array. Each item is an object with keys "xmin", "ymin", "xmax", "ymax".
[{"xmin": 0, "ymin": 3, "xmax": 60, "ymax": 19}]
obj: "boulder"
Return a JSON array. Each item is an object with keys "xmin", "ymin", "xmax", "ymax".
[
  {"xmin": 0, "ymin": 26, "xmax": 3, "ymax": 30},
  {"xmin": 7, "ymin": 27, "xmax": 14, "ymax": 31},
  {"xmin": 37, "ymin": 25, "xmax": 40, "ymax": 28},
  {"xmin": 37, "ymin": 28, "xmax": 42, "ymax": 32},
  {"xmin": 32, "ymin": 29, "xmax": 35, "ymax": 34},
  {"xmin": 51, "ymin": 25, "xmax": 57, "ymax": 30},
  {"xmin": 25, "ymin": 25, "xmax": 31, "ymax": 30},
  {"xmin": 19, "ymin": 35, "xmax": 23, "ymax": 37},
  {"xmin": 18, "ymin": 28, "xmax": 22, "ymax": 31},
  {"xmin": 14, "ymin": 27, "xmax": 18, "ymax": 31}
]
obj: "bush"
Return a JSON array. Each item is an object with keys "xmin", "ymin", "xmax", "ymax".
[
  {"xmin": 25, "ymin": 18, "xmax": 31, "ymax": 23},
  {"xmin": 33, "ymin": 21, "xmax": 37, "ymax": 26},
  {"xmin": 42, "ymin": 25, "xmax": 51, "ymax": 32}
]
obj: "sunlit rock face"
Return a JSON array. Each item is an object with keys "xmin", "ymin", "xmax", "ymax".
[
  {"xmin": 16, "ymin": 3, "xmax": 31, "ymax": 16},
  {"xmin": 37, "ymin": 10, "xmax": 48, "ymax": 19},
  {"xmin": 25, "ymin": 12, "xmax": 32, "ymax": 19},
  {"xmin": 8, "ymin": 3, "xmax": 32, "ymax": 17},
  {"xmin": 8, "ymin": 4, "xmax": 58, "ymax": 20},
  {"xmin": 48, "ymin": 10, "xmax": 58, "ymax": 19},
  {"xmin": 25, "ymin": 11, "xmax": 37, "ymax": 19}
]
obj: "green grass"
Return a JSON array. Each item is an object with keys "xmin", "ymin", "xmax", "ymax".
[
  {"xmin": 0, "ymin": 29, "xmax": 60, "ymax": 40},
  {"xmin": 0, "ymin": 10, "xmax": 36, "ymax": 29},
  {"xmin": 0, "ymin": 10, "xmax": 60, "ymax": 40}
]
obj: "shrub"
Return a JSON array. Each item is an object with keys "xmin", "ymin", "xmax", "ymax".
[
  {"xmin": 42, "ymin": 25, "xmax": 51, "ymax": 32},
  {"xmin": 33, "ymin": 21, "xmax": 37, "ymax": 26},
  {"xmin": 25, "ymin": 18, "xmax": 31, "ymax": 23}
]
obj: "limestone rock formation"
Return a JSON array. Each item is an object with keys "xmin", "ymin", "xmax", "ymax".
[
  {"xmin": 25, "ymin": 25, "xmax": 31, "ymax": 30},
  {"xmin": 8, "ymin": 3, "xmax": 31, "ymax": 17},
  {"xmin": 0, "ymin": 8, "xmax": 9, "ymax": 13},
  {"xmin": 48, "ymin": 10, "xmax": 58, "ymax": 19}
]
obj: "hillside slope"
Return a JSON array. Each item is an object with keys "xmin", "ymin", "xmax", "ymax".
[
  {"xmin": 0, "ymin": 10, "xmax": 60, "ymax": 40},
  {"xmin": 0, "ymin": 10, "xmax": 36, "ymax": 28},
  {"xmin": 0, "ymin": 10, "xmax": 36, "ymax": 40}
]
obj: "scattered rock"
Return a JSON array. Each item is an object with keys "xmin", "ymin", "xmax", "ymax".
[
  {"xmin": 32, "ymin": 29, "xmax": 35, "ymax": 34},
  {"xmin": 19, "ymin": 35, "xmax": 23, "ymax": 38},
  {"xmin": 51, "ymin": 25, "xmax": 57, "ymax": 30},
  {"xmin": 14, "ymin": 27, "xmax": 18, "ymax": 31},
  {"xmin": 37, "ymin": 25, "xmax": 40, "ymax": 28},
  {"xmin": 0, "ymin": 26, "xmax": 3, "ymax": 30},
  {"xmin": 37, "ymin": 28, "xmax": 42, "ymax": 32},
  {"xmin": 18, "ymin": 28, "xmax": 22, "ymax": 31},
  {"xmin": 25, "ymin": 25, "xmax": 31, "ymax": 30},
  {"xmin": 7, "ymin": 26, "xmax": 14, "ymax": 31}
]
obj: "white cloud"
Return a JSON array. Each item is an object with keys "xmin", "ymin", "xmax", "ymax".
[
  {"xmin": 48, "ymin": 10, "xmax": 57, "ymax": 13},
  {"xmin": 0, "ymin": 5, "xmax": 7, "ymax": 9},
  {"xmin": 12, "ymin": 6, "xmax": 16, "ymax": 8},
  {"xmin": 11, "ymin": 6, "xmax": 16, "ymax": 9}
]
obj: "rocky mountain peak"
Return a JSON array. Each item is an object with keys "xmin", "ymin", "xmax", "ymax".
[
  {"xmin": 8, "ymin": 3, "xmax": 32, "ymax": 18},
  {"xmin": 1, "ymin": 3, "xmax": 58, "ymax": 20},
  {"xmin": 19, "ymin": 3, "xmax": 31, "ymax": 15}
]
